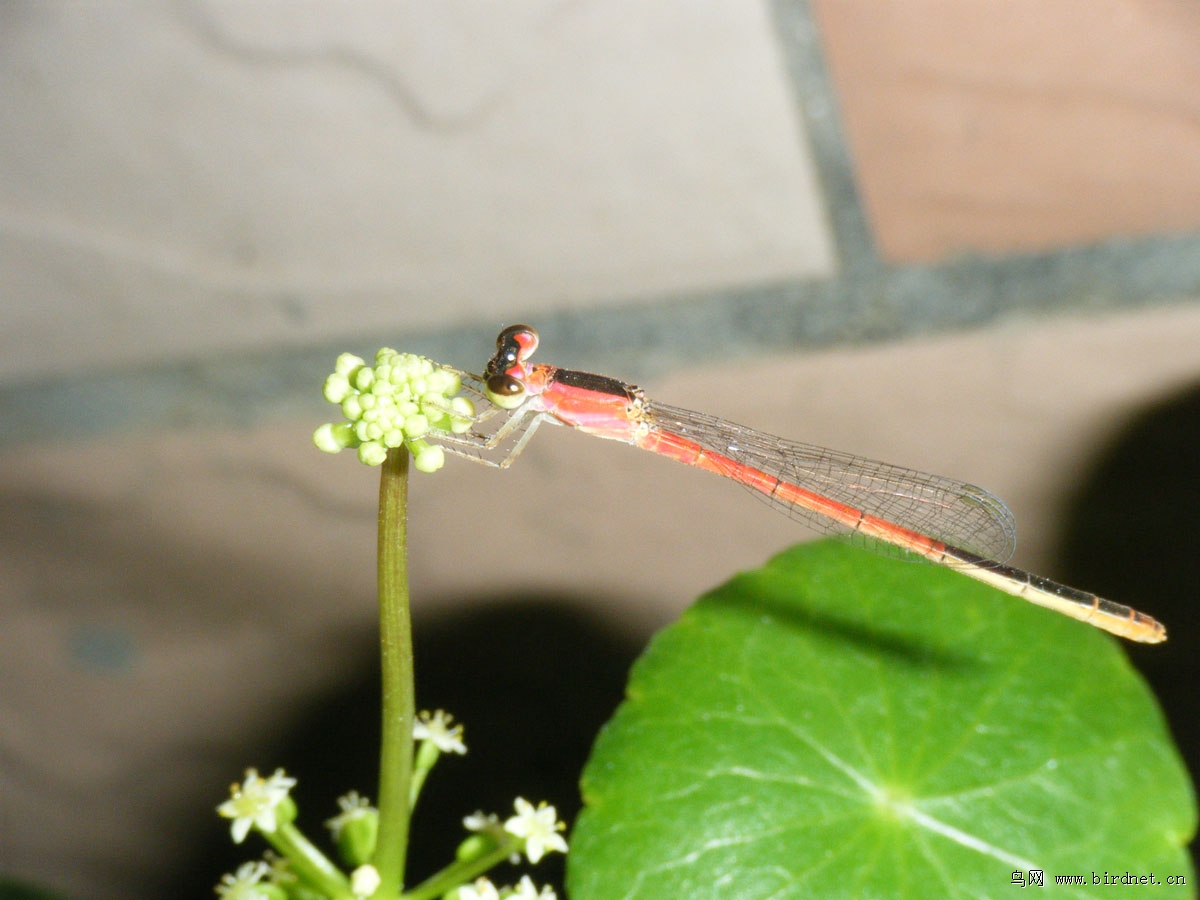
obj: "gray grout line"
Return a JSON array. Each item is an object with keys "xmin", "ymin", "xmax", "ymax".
[
  {"xmin": 768, "ymin": 0, "xmax": 880, "ymax": 273},
  {"xmin": 3, "ymin": 230, "xmax": 1199, "ymax": 449},
  {"xmin": 3, "ymin": 0, "xmax": 1200, "ymax": 448},
  {"xmin": 516, "ymin": 231, "xmax": 1200, "ymax": 380}
]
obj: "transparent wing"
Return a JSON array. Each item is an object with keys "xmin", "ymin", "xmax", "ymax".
[
  {"xmin": 426, "ymin": 369, "xmax": 546, "ymax": 467},
  {"xmin": 644, "ymin": 399, "xmax": 1017, "ymax": 563}
]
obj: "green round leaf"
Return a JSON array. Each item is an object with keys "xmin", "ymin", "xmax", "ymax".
[{"xmin": 569, "ymin": 541, "xmax": 1195, "ymax": 899}]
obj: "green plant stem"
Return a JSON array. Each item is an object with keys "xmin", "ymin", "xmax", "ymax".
[
  {"xmin": 373, "ymin": 448, "xmax": 415, "ymax": 897},
  {"xmin": 264, "ymin": 823, "xmax": 353, "ymax": 899},
  {"xmin": 408, "ymin": 739, "xmax": 442, "ymax": 809},
  {"xmin": 400, "ymin": 833, "xmax": 525, "ymax": 900}
]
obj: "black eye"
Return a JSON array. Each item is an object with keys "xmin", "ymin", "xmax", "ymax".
[
  {"xmin": 497, "ymin": 325, "xmax": 521, "ymax": 348},
  {"xmin": 485, "ymin": 373, "xmax": 527, "ymax": 409},
  {"xmin": 487, "ymin": 374, "xmax": 521, "ymax": 396},
  {"xmin": 494, "ymin": 324, "xmax": 539, "ymax": 360},
  {"xmin": 486, "ymin": 325, "xmax": 540, "ymax": 379}
]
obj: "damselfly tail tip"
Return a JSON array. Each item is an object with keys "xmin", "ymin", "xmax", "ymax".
[
  {"xmin": 1141, "ymin": 619, "xmax": 1168, "ymax": 644},
  {"xmin": 1119, "ymin": 612, "xmax": 1167, "ymax": 644}
]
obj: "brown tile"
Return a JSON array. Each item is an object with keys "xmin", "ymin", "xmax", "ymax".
[{"xmin": 812, "ymin": 0, "xmax": 1200, "ymax": 261}]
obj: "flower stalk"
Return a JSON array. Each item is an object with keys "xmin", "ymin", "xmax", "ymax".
[
  {"xmin": 207, "ymin": 346, "xmax": 569, "ymax": 900},
  {"xmin": 400, "ymin": 833, "xmax": 524, "ymax": 900},
  {"xmin": 373, "ymin": 447, "xmax": 415, "ymax": 896},
  {"xmin": 262, "ymin": 822, "xmax": 353, "ymax": 899}
]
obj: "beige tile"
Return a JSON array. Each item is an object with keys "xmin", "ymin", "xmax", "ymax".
[
  {"xmin": 813, "ymin": 0, "xmax": 1200, "ymax": 261},
  {"xmin": 1, "ymin": 0, "xmax": 832, "ymax": 382}
]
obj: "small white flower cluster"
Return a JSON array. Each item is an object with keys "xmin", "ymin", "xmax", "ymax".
[
  {"xmin": 465, "ymin": 797, "xmax": 569, "ymax": 865},
  {"xmin": 459, "ymin": 874, "xmax": 557, "ymax": 900},
  {"xmin": 215, "ymin": 860, "xmax": 274, "ymax": 900},
  {"xmin": 314, "ymin": 348, "xmax": 474, "ymax": 471},
  {"xmin": 216, "ymin": 857, "xmax": 381, "ymax": 900},
  {"xmin": 217, "ymin": 768, "xmax": 297, "ymax": 844},
  {"xmin": 414, "ymin": 709, "xmax": 468, "ymax": 755},
  {"xmin": 215, "ymin": 720, "xmax": 567, "ymax": 900}
]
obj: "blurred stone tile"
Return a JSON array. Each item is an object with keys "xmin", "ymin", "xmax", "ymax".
[
  {"xmin": 812, "ymin": 0, "xmax": 1200, "ymax": 261},
  {"xmin": 0, "ymin": 0, "xmax": 833, "ymax": 381}
]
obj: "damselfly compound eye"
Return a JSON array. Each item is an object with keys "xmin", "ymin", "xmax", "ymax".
[
  {"xmin": 486, "ymin": 373, "xmax": 527, "ymax": 409},
  {"xmin": 497, "ymin": 325, "xmax": 539, "ymax": 359}
]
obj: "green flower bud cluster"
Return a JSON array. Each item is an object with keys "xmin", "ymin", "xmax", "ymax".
[{"xmin": 313, "ymin": 349, "xmax": 474, "ymax": 471}]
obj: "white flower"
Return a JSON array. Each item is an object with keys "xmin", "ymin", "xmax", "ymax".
[
  {"xmin": 350, "ymin": 864, "xmax": 381, "ymax": 898},
  {"xmin": 458, "ymin": 876, "xmax": 501, "ymax": 900},
  {"xmin": 509, "ymin": 875, "xmax": 557, "ymax": 900},
  {"xmin": 414, "ymin": 710, "xmax": 467, "ymax": 754},
  {"xmin": 325, "ymin": 790, "xmax": 375, "ymax": 837},
  {"xmin": 503, "ymin": 798, "xmax": 568, "ymax": 864},
  {"xmin": 262, "ymin": 851, "xmax": 295, "ymax": 884},
  {"xmin": 463, "ymin": 810, "xmax": 499, "ymax": 832},
  {"xmin": 217, "ymin": 768, "xmax": 297, "ymax": 843},
  {"xmin": 215, "ymin": 861, "xmax": 273, "ymax": 900}
]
